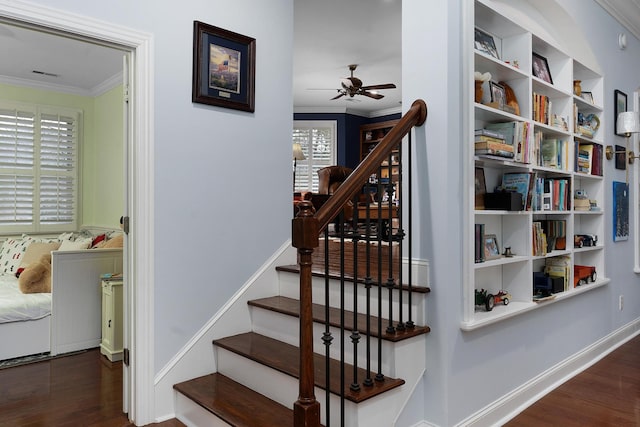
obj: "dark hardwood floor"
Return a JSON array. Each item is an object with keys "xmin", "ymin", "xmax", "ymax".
[
  {"xmin": 0, "ymin": 348, "xmax": 183, "ymax": 427},
  {"xmin": 1, "ymin": 334, "xmax": 639, "ymax": 426},
  {"xmin": 506, "ymin": 334, "xmax": 640, "ymax": 426}
]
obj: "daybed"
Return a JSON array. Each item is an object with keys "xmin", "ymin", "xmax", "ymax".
[{"xmin": 0, "ymin": 234, "xmax": 123, "ymax": 361}]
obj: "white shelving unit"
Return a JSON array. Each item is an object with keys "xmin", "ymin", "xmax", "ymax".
[{"xmin": 464, "ymin": 1, "xmax": 609, "ymax": 330}]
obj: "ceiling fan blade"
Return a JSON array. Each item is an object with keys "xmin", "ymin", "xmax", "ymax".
[
  {"xmin": 331, "ymin": 92, "xmax": 346, "ymax": 100},
  {"xmin": 360, "ymin": 91, "xmax": 384, "ymax": 100},
  {"xmin": 361, "ymin": 83, "xmax": 396, "ymax": 90}
]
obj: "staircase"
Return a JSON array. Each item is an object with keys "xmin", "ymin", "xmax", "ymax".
[
  {"xmin": 173, "ymin": 99, "xmax": 428, "ymax": 426},
  {"xmin": 174, "ymin": 266, "xmax": 430, "ymax": 426}
]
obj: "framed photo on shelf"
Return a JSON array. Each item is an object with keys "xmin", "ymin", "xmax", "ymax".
[
  {"xmin": 532, "ymin": 52, "xmax": 553, "ymax": 84},
  {"xmin": 192, "ymin": 21, "xmax": 256, "ymax": 112},
  {"xmin": 484, "ymin": 234, "xmax": 501, "ymax": 260},
  {"xmin": 581, "ymin": 91, "xmax": 594, "ymax": 104},
  {"xmin": 614, "ymin": 89, "xmax": 627, "ymax": 135},
  {"xmin": 489, "ymin": 81, "xmax": 506, "ymax": 106},
  {"xmin": 474, "ymin": 27, "xmax": 500, "ymax": 59},
  {"xmin": 475, "ymin": 167, "xmax": 486, "ymax": 209}
]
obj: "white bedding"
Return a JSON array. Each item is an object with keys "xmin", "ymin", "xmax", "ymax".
[{"xmin": 0, "ymin": 273, "xmax": 51, "ymax": 323}]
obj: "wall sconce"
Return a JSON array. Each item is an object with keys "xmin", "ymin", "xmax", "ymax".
[{"xmin": 606, "ymin": 111, "xmax": 640, "ymax": 164}]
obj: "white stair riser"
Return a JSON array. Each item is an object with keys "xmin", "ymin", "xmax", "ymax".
[
  {"xmin": 215, "ymin": 346, "xmax": 402, "ymax": 427},
  {"xmin": 175, "ymin": 392, "xmax": 231, "ymax": 427},
  {"xmin": 279, "ymin": 272, "xmax": 426, "ymax": 325},
  {"xmin": 250, "ymin": 306, "xmax": 398, "ymax": 373}
]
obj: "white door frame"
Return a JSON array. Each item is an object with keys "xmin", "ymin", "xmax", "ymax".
[{"xmin": 0, "ymin": 1, "xmax": 156, "ymax": 425}]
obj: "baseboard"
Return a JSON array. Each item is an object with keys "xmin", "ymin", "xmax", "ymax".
[{"xmin": 455, "ymin": 317, "xmax": 640, "ymax": 427}]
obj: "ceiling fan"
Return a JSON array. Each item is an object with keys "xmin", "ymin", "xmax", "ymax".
[{"xmin": 331, "ymin": 64, "xmax": 396, "ymax": 100}]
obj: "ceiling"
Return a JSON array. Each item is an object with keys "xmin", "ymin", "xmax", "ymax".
[{"xmin": 0, "ymin": 1, "xmax": 637, "ymax": 115}]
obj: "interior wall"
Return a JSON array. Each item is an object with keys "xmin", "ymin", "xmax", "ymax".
[
  {"xmin": 86, "ymin": 84, "xmax": 124, "ymax": 228},
  {"xmin": 404, "ymin": 0, "xmax": 640, "ymax": 425}
]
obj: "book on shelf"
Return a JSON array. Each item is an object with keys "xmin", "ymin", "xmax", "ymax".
[
  {"xmin": 475, "ymin": 134, "xmax": 506, "ymax": 144},
  {"xmin": 475, "ymin": 224, "xmax": 485, "ymax": 263},
  {"xmin": 475, "ymin": 128, "xmax": 505, "ymax": 139},
  {"xmin": 501, "ymin": 172, "xmax": 534, "ymax": 210},
  {"xmin": 485, "ymin": 121, "xmax": 530, "ymax": 163},
  {"xmin": 574, "ymin": 142, "xmax": 603, "ymax": 176},
  {"xmin": 544, "ymin": 256, "xmax": 571, "ymax": 291},
  {"xmin": 532, "ymin": 221, "xmax": 547, "ymax": 256},
  {"xmin": 474, "ymin": 141, "xmax": 514, "ymax": 153},
  {"xmin": 541, "ymin": 219, "xmax": 566, "ymax": 252}
]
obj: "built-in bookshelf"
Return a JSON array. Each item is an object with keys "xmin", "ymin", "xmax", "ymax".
[{"xmin": 465, "ymin": 0, "xmax": 609, "ymax": 330}]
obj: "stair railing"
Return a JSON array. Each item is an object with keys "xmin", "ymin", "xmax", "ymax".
[{"xmin": 292, "ymin": 99, "xmax": 427, "ymax": 427}]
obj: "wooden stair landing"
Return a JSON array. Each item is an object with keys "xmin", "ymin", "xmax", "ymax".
[
  {"xmin": 174, "ymin": 372, "xmax": 297, "ymax": 427},
  {"xmin": 213, "ymin": 332, "xmax": 405, "ymax": 403},
  {"xmin": 249, "ymin": 296, "xmax": 430, "ymax": 342}
]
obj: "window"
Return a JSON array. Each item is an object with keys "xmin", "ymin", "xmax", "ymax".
[
  {"xmin": 292, "ymin": 120, "xmax": 337, "ymax": 192},
  {"xmin": 0, "ymin": 103, "xmax": 80, "ymax": 233}
]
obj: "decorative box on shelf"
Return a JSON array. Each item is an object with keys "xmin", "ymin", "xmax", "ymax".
[{"xmin": 484, "ymin": 192, "xmax": 523, "ymax": 211}]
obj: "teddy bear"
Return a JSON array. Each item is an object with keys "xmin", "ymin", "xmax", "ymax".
[{"xmin": 18, "ymin": 253, "xmax": 52, "ymax": 293}]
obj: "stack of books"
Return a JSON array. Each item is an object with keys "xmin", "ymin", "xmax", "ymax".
[{"xmin": 474, "ymin": 129, "xmax": 514, "ymax": 159}]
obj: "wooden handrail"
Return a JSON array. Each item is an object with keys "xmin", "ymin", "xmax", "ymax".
[
  {"xmin": 291, "ymin": 99, "xmax": 427, "ymax": 427},
  {"xmin": 315, "ymin": 99, "xmax": 427, "ymax": 232}
]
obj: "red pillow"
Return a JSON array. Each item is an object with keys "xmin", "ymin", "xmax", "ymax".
[{"xmin": 91, "ymin": 234, "xmax": 106, "ymax": 248}]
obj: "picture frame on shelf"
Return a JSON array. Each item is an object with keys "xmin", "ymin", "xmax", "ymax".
[
  {"xmin": 484, "ymin": 234, "xmax": 501, "ymax": 260},
  {"xmin": 474, "ymin": 27, "xmax": 500, "ymax": 59},
  {"xmin": 614, "ymin": 90, "xmax": 627, "ymax": 135},
  {"xmin": 475, "ymin": 167, "xmax": 486, "ymax": 209},
  {"xmin": 581, "ymin": 91, "xmax": 594, "ymax": 104},
  {"xmin": 192, "ymin": 20, "xmax": 256, "ymax": 112},
  {"xmin": 489, "ymin": 81, "xmax": 506, "ymax": 107},
  {"xmin": 532, "ymin": 52, "xmax": 553, "ymax": 84}
]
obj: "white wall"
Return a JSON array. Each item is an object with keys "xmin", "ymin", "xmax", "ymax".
[{"xmin": 403, "ymin": 1, "xmax": 640, "ymax": 426}]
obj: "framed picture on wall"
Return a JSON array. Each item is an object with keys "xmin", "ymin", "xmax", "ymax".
[
  {"xmin": 192, "ymin": 21, "xmax": 256, "ymax": 112},
  {"xmin": 613, "ymin": 181, "xmax": 629, "ymax": 242},
  {"xmin": 614, "ymin": 90, "xmax": 627, "ymax": 135}
]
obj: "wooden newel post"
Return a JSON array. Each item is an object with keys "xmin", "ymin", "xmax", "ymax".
[{"xmin": 292, "ymin": 201, "xmax": 321, "ymax": 427}]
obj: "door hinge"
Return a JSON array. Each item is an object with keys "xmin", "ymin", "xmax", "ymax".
[
  {"xmin": 122, "ymin": 216, "xmax": 130, "ymax": 235},
  {"xmin": 123, "ymin": 85, "xmax": 130, "ymax": 103},
  {"xmin": 123, "ymin": 348, "xmax": 130, "ymax": 366}
]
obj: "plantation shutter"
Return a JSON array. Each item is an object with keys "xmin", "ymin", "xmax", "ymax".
[
  {"xmin": 0, "ymin": 105, "xmax": 78, "ymax": 231},
  {"xmin": 0, "ymin": 108, "xmax": 35, "ymax": 225},
  {"xmin": 292, "ymin": 121, "xmax": 337, "ymax": 192},
  {"xmin": 39, "ymin": 113, "xmax": 77, "ymax": 225}
]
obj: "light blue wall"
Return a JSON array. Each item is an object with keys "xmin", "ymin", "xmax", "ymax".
[
  {"xmin": 404, "ymin": 1, "xmax": 640, "ymax": 425},
  {"xmin": 22, "ymin": 0, "xmax": 294, "ymax": 371},
  {"xmin": 13, "ymin": 0, "xmax": 640, "ymax": 425}
]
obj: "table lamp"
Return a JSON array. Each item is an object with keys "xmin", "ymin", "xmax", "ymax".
[{"xmin": 292, "ymin": 143, "xmax": 306, "ymax": 192}]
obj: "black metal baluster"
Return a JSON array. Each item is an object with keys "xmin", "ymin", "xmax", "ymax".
[
  {"xmin": 339, "ymin": 210, "xmax": 345, "ymax": 425},
  {"xmin": 350, "ymin": 194, "xmax": 361, "ymax": 392},
  {"xmin": 375, "ymin": 168, "xmax": 385, "ymax": 382},
  {"xmin": 385, "ymin": 156, "xmax": 396, "ymax": 335},
  {"xmin": 363, "ymin": 190, "xmax": 373, "ymax": 387},
  {"xmin": 322, "ymin": 226, "xmax": 332, "ymax": 426},
  {"xmin": 396, "ymin": 144, "xmax": 405, "ymax": 331},
  {"xmin": 406, "ymin": 131, "xmax": 415, "ymax": 328}
]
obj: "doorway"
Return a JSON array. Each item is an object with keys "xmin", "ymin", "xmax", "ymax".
[{"xmin": 0, "ymin": 4, "xmax": 154, "ymax": 425}]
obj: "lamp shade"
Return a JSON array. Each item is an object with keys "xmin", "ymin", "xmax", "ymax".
[
  {"xmin": 292, "ymin": 143, "xmax": 306, "ymax": 160},
  {"xmin": 617, "ymin": 111, "xmax": 640, "ymax": 135}
]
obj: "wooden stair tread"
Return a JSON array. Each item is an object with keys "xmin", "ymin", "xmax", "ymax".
[
  {"xmin": 174, "ymin": 372, "xmax": 298, "ymax": 427},
  {"xmin": 249, "ymin": 296, "xmax": 430, "ymax": 342},
  {"xmin": 214, "ymin": 332, "xmax": 404, "ymax": 403},
  {"xmin": 276, "ymin": 264, "xmax": 431, "ymax": 293}
]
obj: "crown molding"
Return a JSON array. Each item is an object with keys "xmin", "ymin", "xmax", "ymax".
[
  {"xmin": 595, "ymin": 0, "xmax": 640, "ymax": 41},
  {"xmin": 0, "ymin": 71, "xmax": 122, "ymax": 97}
]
